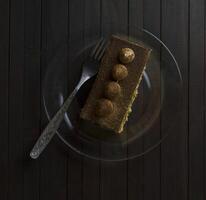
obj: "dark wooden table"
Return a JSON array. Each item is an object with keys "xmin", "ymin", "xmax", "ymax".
[{"xmin": 0, "ymin": 0, "xmax": 205, "ymax": 199}]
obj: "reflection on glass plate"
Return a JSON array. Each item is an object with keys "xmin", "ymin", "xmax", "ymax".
[{"xmin": 43, "ymin": 25, "xmax": 182, "ymax": 161}]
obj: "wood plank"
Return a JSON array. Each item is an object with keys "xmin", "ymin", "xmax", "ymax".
[
  {"xmin": 205, "ymin": 3, "xmax": 206, "ymax": 199},
  {"xmin": 101, "ymin": 0, "xmax": 127, "ymax": 35},
  {"xmin": 67, "ymin": 1, "xmax": 84, "ymax": 200},
  {"xmin": 0, "ymin": 0, "xmax": 9, "ymax": 199},
  {"xmin": 100, "ymin": 1, "xmax": 128, "ymax": 200},
  {"xmin": 127, "ymin": 1, "xmax": 144, "ymax": 200},
  {"xmin": 143, "ymin": 0, "xmax": 161, "ymax": 200},
  {"xmin": 23, "ymin": 0, "xmax": 41, "ymax": 199},
  {"xmin": 128, "ymin": 154, "xmax": 144, "ymax": 200},
  {"xmin": 8, "ymin": 0, "xmax": 24, "ymax": 199},
  {"xmin": 205, "ymin": 4, "xmax": 206, "ymax": 199},
  {"xmin": 189, "ymin": 0, "xmax": 205, "ymax": 199},
  {"xmin": 40, "ymin": 0, "xmax": 68, "ymax": 200},
  {"xmin": 128, "ymin": 0, "xmax": 143, "ymax": 28},
  {"xmin": 161, "ymin": 0, "xmax": 188, "ymax": 199},
  {"xmin": 82, "ymin": 1, "xmax": 101, "ymax": 200}
]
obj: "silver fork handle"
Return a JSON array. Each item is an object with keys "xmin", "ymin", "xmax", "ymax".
[{"xmin": 30, "ymin": 86, "xmax": 79, "ymax": 159}]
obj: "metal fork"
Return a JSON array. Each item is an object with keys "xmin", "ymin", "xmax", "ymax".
[{"xmin": 30, "ymin": 38, "xmax": 107, "ymax": 159}]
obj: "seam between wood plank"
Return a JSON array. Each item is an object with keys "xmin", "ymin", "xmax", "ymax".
[
  {"xmin": 204, "ymin": 0, "xmax": 206, "ymax": 198},
  {"xmin": 7, "ymin": 0, "xmax": 11, "ymax": 198},
  {"xmin": 188, "ymin": 0, "xmax": 190, "ymax": 199}
]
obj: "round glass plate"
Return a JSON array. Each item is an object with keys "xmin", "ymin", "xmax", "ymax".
[{"xmin": 43, "ymin": 25, "xmax": 182, "ymax": 161}]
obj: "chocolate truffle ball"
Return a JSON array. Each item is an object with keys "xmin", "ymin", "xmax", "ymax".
[
  {"xmin": 95, "ymin": 99, "xmax": 114, "ymax": 117},
  {"xmin": 112, "ymin": 64, "xmax": 128, "ymax": 81},
  {"xmin": 104, "ymin": 81, "xmax": 121, "ymax": 99},
  {"xmin": 119, "ymin": 48, "xmax": 135, "ymax": 64}
]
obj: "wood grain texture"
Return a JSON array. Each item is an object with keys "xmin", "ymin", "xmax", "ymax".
[
  {"xmin": 127, "ymin": 1, "xmax": 144, "ymax": 200},
  {"xmin": 67, "ymin": 1, "xmax": 84, "ymax": 200},
  {"xmin": 143, "ymin": 0, "xmax": 161, "ymax": 200},
  {"xmin": 161, "ymin": 0, "xmax": 188, "ymax": 200},
  {"xmin": 8, "ymin": 0, "xmax": 24, "ymax": 199},
  {"xmin": 23, "ymin": 0, "xmax": 41, "ymax": 199},
  {"xmin": 205, "ymin": 2, "xmax": 206, "ymax": 198},
  {"xmin": 0, "ymin": 0, "xmax": 206, "ymax": 199},
  {"xmin": 100, "ymin": 1, "xmax": 128, "ymax": 200},
  {"xmin": 0, "ymin": 0, "xmax": 9, "ymax": 199},
  {"xmin": 189, "ymin": 0, "xmax": 205, "ymax": 199},
  {"xmin": 39, "ymin": 1, "xmax": 68, "ymax": 200},
  {"xmin": 128, "ymin": 0, "xmax": 143, "ymax": 28},
  {"xmin": 82, "ymin": 1, "xmax": 101, "ymax": 200}
]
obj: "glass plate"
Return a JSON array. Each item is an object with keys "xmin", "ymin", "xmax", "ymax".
[{"xmin": 43, "ymin": 25, "xmax": 182, "ymax": 161}]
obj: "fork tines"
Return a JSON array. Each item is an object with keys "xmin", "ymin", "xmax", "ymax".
[{"xmin": 90, "ymin": 38, "xmax": 107, "ymax": 61}]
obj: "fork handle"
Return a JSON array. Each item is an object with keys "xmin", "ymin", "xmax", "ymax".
[{"xmin": 30, "ymin": 86, "xmax": 79, "ymax": 159}]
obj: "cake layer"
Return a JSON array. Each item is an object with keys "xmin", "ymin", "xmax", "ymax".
[{"xmin": 80, "ymin": 35, "xmax": 151, "ymax": 133}]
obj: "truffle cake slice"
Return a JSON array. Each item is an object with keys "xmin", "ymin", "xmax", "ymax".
[{"xmin": 80, "ymin": 35, "xmax": 151, "ymax": 133}]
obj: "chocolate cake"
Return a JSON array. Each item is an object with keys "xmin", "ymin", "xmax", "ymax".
[{"xmin": 80, "ymin": 35, "xmax": 152, "ymax": 133}]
